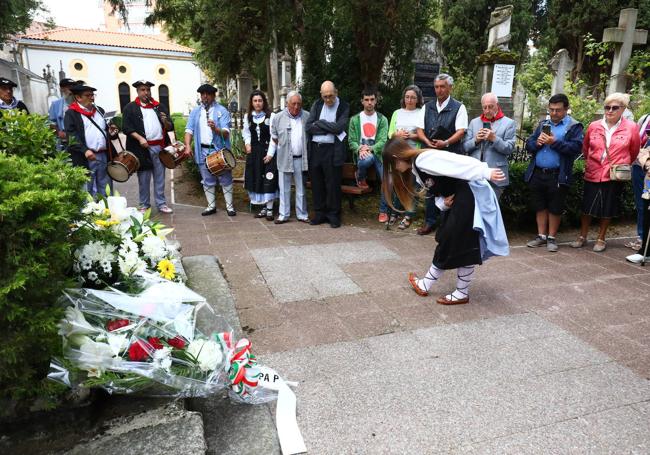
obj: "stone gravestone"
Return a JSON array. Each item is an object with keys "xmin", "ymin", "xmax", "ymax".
[
  {"xmin": 487, "ymin": 5, "xmax": 513, "ymax": 51},
  {"xmin": 469, "ymin": 5, "xmax": 515, "ymax": 119},
  {"xmin": 412, "ymin": 32, "xmax": 444, "ymax": 102},
  {"xmin": 279, "ymin": 54, "xmax": 292, "ymax": 110},
  {"xmin": 603, "ymin": 8, "xmax": 647, "ymax": 95},
  {"xmin": 236, "ymin": 70, "xmax": 253, "ymax": 116},
  {"xmin": 548, "ymin": 49, "xmax": 575, "ymax": 95}
]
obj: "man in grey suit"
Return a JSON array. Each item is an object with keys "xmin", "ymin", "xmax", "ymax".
[
  {"xmin": 463, "ymin": 92, "xmax": 516, "ymax": 198},
  {"xmin": 268, "ymin": 91, "xmax": 310, "ymax": 224}
]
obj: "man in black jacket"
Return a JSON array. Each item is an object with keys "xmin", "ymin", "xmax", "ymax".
[
  {"xmin": 305, "ymin": 81, "xmax": 349, "ymax": 228},
  {"xmin": 0, "ymin": 77, "xmax": 29, "ymax": 115},
  {"xmin": 64, "ymin": 84, "xmax": 118, "ymax": 198},
  {"xmin": 122, "ymin": 80, "xmax": 174, "ymax": 213}
]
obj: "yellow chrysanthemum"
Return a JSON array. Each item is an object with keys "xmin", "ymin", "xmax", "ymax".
[
  {"xmin": 157, "ymin": 259, "xmax": 176, "ymax": 280},
  {"xmin": 103, "ymin": 208, "xmax": 111, "ymax": 216},
  {"xmin": 94, "ymin": 219, "xmax": 108, "ymax": 227}
]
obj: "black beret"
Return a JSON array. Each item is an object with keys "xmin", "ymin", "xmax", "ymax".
[
  {"xmin": 70, "ymin": 84, "xmax": 97, "ymax": 94},
  {"xmin": 132, "ymin": 79, "xmax": 155, "ymax": 88},
  {"xmin": 59, "ymin": 78, "xmax": 77, "ymax": 87},
  {"xmin": 0, "ymin": 77, "xmax": 17, "ymax": 88},
  {"xmin": 197, "ymin": 84, "xmax": 217, "ymax": 94}
]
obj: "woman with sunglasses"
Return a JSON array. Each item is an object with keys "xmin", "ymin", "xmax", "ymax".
[
  {"xmin": 571, "ymin": 93, "xmax": 640, "ymax": 252},
  {"xmin": 382, "ymin": 137, "xmax": 508, "ymax": 305}
]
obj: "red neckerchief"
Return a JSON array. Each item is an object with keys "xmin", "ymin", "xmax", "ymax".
[
  {"xmin": 69, "ymin": 101, "xmax": 96, "ymax": 117},
  {"xmin": 480, "ymin": 107, "xmax": 505, "ymax": 123},
  {"xmin": 135, "ymin": 97, "xmax": 160, "ymax": 108}
]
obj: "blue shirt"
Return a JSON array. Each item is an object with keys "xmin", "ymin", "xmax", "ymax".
[
  {"xmin": 535, "ymin": 115, "xmax": 571, "ymax": 169},
  {"xmin": 48, "ymin": 97, "xmax": 68, "ymax": 131},
  {"xmin": 186, "ymin": 102, "xmax": 231, "ymax": 162}
]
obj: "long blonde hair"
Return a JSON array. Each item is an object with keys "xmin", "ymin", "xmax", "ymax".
[{"xmin": 382, "ymin": 137, "xmax": 425, "ymax": 213}]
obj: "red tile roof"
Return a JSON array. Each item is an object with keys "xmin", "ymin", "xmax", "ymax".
[{"xmin": 19, "ymin": 27, "xmax": 194, "ymax": 53}]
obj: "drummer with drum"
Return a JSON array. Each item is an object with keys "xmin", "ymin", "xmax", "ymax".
[
  {"xmin": 122, "ymin": 80, "xmax": 174, "ymax": 214},
  {"xmin": 64, "ymin": 83, "xmax": 119, "ymax": 198},
  {"xmin": 184, "ymin": 83, "xmax": 237, "ymax": 217}
]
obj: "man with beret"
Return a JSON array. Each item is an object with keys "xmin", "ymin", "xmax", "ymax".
[
  {"xmin": 49, "ymin": 78, "xmax": 81, "ymax": 150},
  {"xmin": 64, "ymin": 84, "xmax": 118, "ymax": 198},
  {"xmin": 0, "ymin": 77, "xmax": 29, "ymax": 116},
  {"xmin": 122, "ymin": 79, "xmax": 174, "ymax": 214},
  {"xmin": 184, "ymin": 84, "xmax": 236, "ymax": 216}
]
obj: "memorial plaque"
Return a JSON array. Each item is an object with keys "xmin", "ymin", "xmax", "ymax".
[
  {"xmin": 491, "ymin": 64, "xmax": 515, "ymax": 97},
  {"xmin": 414, "ymin": 62, "xmax": 440, "ymax": 99}
]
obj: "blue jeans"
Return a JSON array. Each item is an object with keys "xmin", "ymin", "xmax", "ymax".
[
  {"xmin": 137, "ymin": 145, "xmax": 167, "ymax": 209},
  {"xmin": 357, "ymin": 154, "xmax": 388, "ymax": 213},
  {"xmin": 87, "ymin": 152, "xmax": 112, "ymax": 198},
  {"xmin": 424, "ymin": 192, "xmax": 439, "ymax": 226},
  {"xmin": 632, "ymin": 164, "xmax": 644, "ymax": 238}
]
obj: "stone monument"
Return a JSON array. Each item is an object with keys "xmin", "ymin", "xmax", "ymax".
[
  {"xmin": 487, "ymin": 5, "xmax": 513, "ymax": 51},
  {"xmin": 603, "ymin": 8, "xmax": 648, "ymax": 94},
  {"xmin": 236, "ymin": 70, "xmax": 253, "ymax": 115},
  {"xmin": 279, "ymin": 53, "xmax": 292, "ymax": 110},
  {"xmin": 412, "ymin": 32, "xmax": 445, "ymax": 101},
  {"xmin": 469, "ymin": 5, "xmax": 516, "ymax": 119},
  {"xmin": 548, "ymin": 49, "xmax": 575, "ymax": 95}
]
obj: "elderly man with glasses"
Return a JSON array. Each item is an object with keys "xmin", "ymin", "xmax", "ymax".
[{"xmin": 305, "ymin": 80, "xmax": 350, "ymax": 228}]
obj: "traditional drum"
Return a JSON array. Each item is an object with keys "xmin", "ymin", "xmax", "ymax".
[
  {"xmin": 159, "ymin": 141, "xmax": 188, "ymax": 169},
  {"xmin": 107, "ymin": 151, "xmax": 140, "ymax": 182},
  {"xmin": 206, "ymin": 148, "xmax": 236, "ymax": 176}
]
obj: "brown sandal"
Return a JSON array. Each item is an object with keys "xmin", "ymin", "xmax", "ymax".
[
  {"xmin": 398, "ymin": 216, "xmax": 412, "ymax": 230},
  {"xmin": 408, "ymin": 272, "xmax": 428, "ymax": 297}
]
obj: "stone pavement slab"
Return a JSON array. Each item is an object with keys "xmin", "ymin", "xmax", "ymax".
[{"xmin": 263, "ymin": 314, "xmax": 650, "ymax": 454}]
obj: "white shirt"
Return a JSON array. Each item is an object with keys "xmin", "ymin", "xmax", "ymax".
[
  {"xmin": 290, "ymin": 115, "xmax": 304, "ymax": 156},
  {"xmin": 394, "ymin": 108, "xmax": 424, "ymax": 147},
  {"xmin": 312, "ymin": 97, "xmax": 340, "ymax": 143},
  {"xmin": 435, "ymin": 96, "xmax": 468, "ymax": 130},
  {"xmin": 199, "ymin": 105, "xmax": 214, "ymax": 145},
  {"xmin": 360, "ymin": 112, "xmax": 378, "ymax": 142},
  {"xmin": 81, "ymin": 110, "xmax": 107, "ymax": 151},
  {"xmin": 600, "ymin": 118, "xmax": 622, "ymax": 161},
  {"xmin": 141, "ymin": 107, "xmax": 163, "ymax": 141}
]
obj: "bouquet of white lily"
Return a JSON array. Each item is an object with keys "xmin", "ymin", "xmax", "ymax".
[{"xmin": 50, "ymin": 276, "xmax": 272, "ymax": 401}]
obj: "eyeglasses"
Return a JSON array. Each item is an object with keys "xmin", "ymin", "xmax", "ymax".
[
  {"xmin": 321, "ymin": 94, "xmax": 335, "ymax": 99},
  {"xmin": 404, "ymin": 95, "xmax": 418, "ymax": 100},
  {"xmin": 548, "ymin": 108, "xmax": 565, "ymax": 113},
  {"xmin": 604, "ymin": 105, "xmax": 621, "ymax": 112}
]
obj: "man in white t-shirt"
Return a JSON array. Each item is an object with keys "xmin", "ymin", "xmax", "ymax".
[{"xmin": 348, "ymin": 88, "xmax": 389, "ymax": 222}]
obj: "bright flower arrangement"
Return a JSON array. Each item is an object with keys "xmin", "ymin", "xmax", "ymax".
[
  {"xmin": 72, "ymin": 194, "xmax": 180, "ymax": 290},
  {"xmin": 51, "ymin": 277, "xmax": 269, "ymax": 401}
]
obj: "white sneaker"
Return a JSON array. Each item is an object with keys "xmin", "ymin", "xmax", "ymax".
[{"xmin": 625, "ymin": 253, "xmax": 650, "ymax": 264}]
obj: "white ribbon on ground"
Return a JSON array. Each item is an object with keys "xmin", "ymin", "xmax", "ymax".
[{"xmin": 257, "ymin": 366, "xmax": 307, "ymax": 455}]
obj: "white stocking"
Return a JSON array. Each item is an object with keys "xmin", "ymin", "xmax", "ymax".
[
  {"xmin": 446, "ymin": 265, "xmax": 475, "ymax": 301},
  {"xmin": 203, "ymin": 185, "xmax": 216, "ymax": 210},
  {"xmin": 222, "ymin": 184, "xmax": 234, "ymax": 211},
  {"xmin": 417, "ymin": 263, "xmax": 444, "ymax": 292}
]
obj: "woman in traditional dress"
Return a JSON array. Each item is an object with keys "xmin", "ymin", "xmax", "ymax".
[
  {"xmin": 382, "ymin": 137, "xmax": 509, "ymax": 305},
  {"xmin": 243, "ymin": 90, "xmax": 278, "ymax": 221}
]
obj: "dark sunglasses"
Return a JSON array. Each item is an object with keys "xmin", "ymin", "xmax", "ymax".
[{"xmin": 604, "ymin": 105, "xmax": 621, "ymax": 111}]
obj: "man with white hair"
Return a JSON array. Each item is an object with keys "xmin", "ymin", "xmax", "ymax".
[
  {"xmin": 306, "ymin": 80, "xmax": 350, "ymax": 228},
  {"xmin": 416, "ymin": 73, "xmax": 468, "ymax": 235},
  {"xmin": 463, "ymin": 92, "xmax": 516, "ymax": 198},
  {"xmin": 268, "ymin": 91, "xmax": 310, "ymax": 223}
]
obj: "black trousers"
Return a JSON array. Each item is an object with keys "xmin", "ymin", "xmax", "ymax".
[
  {"xmin": 309, "ymin": 142, "xmax": 342, "ymax": 223},
  {"xmin": 639, "ymin": 198, "xmax": 650, "ymax": 255}
]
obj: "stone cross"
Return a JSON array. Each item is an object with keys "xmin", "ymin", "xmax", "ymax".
[
  {"xmin": 487, "ymin": 5, "xmax": 513, "ymax": 51},
  {"xmin": 548, "ymin": 49, "xmax": 575, "ymax": 95},
  {"xmin": 603, "ymin": 8, "xmax": 648, "ymax": 94}
]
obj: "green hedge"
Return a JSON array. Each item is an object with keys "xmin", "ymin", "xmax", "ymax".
[
  {"xmin": 0, "ymin": 151, "xmax": 88, "ymax": 401},
  {"xmin": 501, "ymin": 160, "xmax": 636, "ymax": 229},
  {"xmin": 0, "ymin": 110, "xmax": 58, "ymax": 160}
]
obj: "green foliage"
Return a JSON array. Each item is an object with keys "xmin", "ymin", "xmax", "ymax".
[
  {"xmin": 0, "ymin": 0, "xmax": 42, "ymax": 42},
  {"xmin": 0, "ymin": 153, "xmax": 88, "ymax": 401},
  {"xmin": 439, "ymin": 0, "xmax": 535, "ymax": 75},
  {"xmin": 565, "ymin": 80, "xmax": 601, "ymax": 126},
  {"xmin": 516, "ymin": 49, "xmax": 553, "ymax": 125},
  {"xmin": 501, "ymin": 160, "xmax": 636, "ymax": 229},
  {"xmin": 450, "ymin": 73, "xmax": 476, "ymax": 108},
  {"xmin": 0, "ymin": 110, "xmax": 58, "ymax": 161},
  {"xmin": 170, "ymin": 112, "xmax": 187, "ymax": 142}
]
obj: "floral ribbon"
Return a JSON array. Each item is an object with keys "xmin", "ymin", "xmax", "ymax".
[{"xmin": 215, "ymin": 332, "xmax": 261, "ymax": 398}]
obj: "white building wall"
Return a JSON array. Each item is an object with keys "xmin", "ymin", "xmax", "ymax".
[{"xmin": 21, "ymin": 45, "xmax": 203, "ymax": 114}]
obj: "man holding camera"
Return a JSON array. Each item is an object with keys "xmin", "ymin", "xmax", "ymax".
[
  {"xmin": 524, "ymin": 93, "xmax": 583, "ymax": 252},
  {"xmin": 464, "ymin": 92, "xmax": 516, "ymax": 199}
]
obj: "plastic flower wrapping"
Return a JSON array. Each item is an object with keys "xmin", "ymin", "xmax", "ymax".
[
  {"xmin": 50, "ymin": 273, "xmax": 275, "ymax": 403},
  {"xmin": 72, "ymin": 194, "xmax": 181, "ymax": 290}
]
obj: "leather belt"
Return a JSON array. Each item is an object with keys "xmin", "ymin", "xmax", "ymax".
[
  {"xmin": 535, "ymin": 166, "xmax": 559, "ymax": 174},
  {"xmin": 200, "ymin": 143, "xmax": 213, "ymax": 148},
  {"xmin": 313, "ymin": 142, "xmax": 334, "ymax": 147}
]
